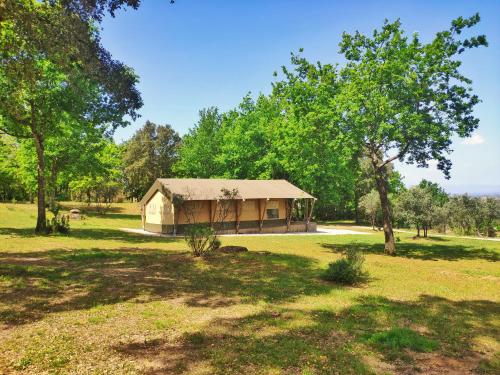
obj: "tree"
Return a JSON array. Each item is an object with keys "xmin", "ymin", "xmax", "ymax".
[
  {"xmin": 271, "ymin": 54, "xmax": 358, "ymax": 218},
  {"xmin": 354, "ymin": 156, "xmax": 404, "ymax": 223},
  {"xmin": 338, "ymin": 15, "xmax": 487, "ymax": 254},
  {"xmin": 419, "ymin": 180, "xmax": 449, "ymax": 207},
  {"xmin": 0, "ymin": 134, "xmax": 28, "ymax": 201},
  {"xmin": 395, "ymin": 186, "xmax": 434, "ymax": 237},
  {"xmin": 448, "ymin": 195, "xmax": 499, "ymax": 237},
  {"xmin": 174, "ymin": 107, "xmax": 223, "ymax": 178},
  {"xmin": 69, "ymin": 140, "xmax": 124, "ymax": 211},
  {"xmin": 217, "ymin": 95, "xmax": 281, "ymax": 180},
  {"xmin": 358, "ymin": 189, "xmax": 381, "ymax": 230},
  {"xmin": 431, "ymin": 203, "xmax": 451, "ymax": 234},
  {"xmin": 0, "ymin": 0, "xmax": 142, "ymax": 232},
  {"xmin": 123, "ymin": 121, "xmax": 181, "ymax": 199},
  {"xmin": 15, "ymin": 117, "xmax": 111, "ymax": 210}
]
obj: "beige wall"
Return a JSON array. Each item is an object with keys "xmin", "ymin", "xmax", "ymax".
[
  {"xmin": 177, "ymin": 198, "xmax": 287, "ymax": 225},
  {"xmin": 145, "ymin": 190, "xmax": 174, "ymax": 225},
  {"xmin": 146, "ymin": 193, "xmax": 289, "ymax": 227},
  {"xmin": 178, "ymin": 200, "xmax": 211, "ymax": 224}
]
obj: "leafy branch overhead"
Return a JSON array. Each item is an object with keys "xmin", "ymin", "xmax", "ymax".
[{"xmin": 338, "ymin": 14, "xmax": 487, "ymax": 177}]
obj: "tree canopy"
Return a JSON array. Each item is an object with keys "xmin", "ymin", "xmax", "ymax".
[
  {"xmin": 0, "ymin": 0, "xmax": 142, "ymax": 231},
  {"xmin": 337, "ymin": 15, "xmax": 487, "ymax": 253},
  {"xmin": 123, "ymin": 121, "xmax": 181, "ymax": 199}
]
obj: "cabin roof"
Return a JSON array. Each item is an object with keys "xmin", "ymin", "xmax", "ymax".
[{"xmin": 140, "ymin": 178, "xmax": 315, "ymax": 205}]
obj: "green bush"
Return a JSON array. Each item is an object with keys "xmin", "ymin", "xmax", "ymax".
[
  {"xmin": 322, "ymin": 248, "xmax": 366, "ymax": 284},
  {"xmin": 45, "ymin": 214, "xmax": 70, "ymax": 234},
  {"xmin": 184, "ymin": 224, "xmax": 220, "ymax": 257}
]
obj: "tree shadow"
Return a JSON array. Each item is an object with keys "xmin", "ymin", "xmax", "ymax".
[
  {"xmin": 0, "ymin": 248, "xmax": 336, "ymax": 326},
  {"xmin": 59, "ymin": 203, "xmax": 133, "ymax": 214},
  {"xmin": 320, "ymin": 241, "xmax": 499, "ymax": 262},
  {"xmin": 113, "ymin": 294, "xmax": 500, "ymax": 374},
  {"xmin": 0, "ymin": 227, "xmax": 170, "ymax": 244}
]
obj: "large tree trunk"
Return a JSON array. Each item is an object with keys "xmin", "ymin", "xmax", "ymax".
[
  {"xmin": 33, "ymin": 132, "xmax": 47, "ymax": 233},
  {"xmin": 372, "ymin": 163, "xmax": 396, "ymax": 255}
]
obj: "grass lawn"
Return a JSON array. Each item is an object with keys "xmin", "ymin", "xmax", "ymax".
[{"xmin": 0, "ymin": 203, "xmax": 499, "ymax": 374}]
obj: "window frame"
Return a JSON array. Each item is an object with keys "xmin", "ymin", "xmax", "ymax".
[{"xmin": 266, "ymin": 208, "xmax": 279, "ymax": 220}]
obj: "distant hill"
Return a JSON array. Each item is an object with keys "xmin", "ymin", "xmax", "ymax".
[{"xmin": 443, "ymin": 185, "xmax": 500, "ymax": 197}]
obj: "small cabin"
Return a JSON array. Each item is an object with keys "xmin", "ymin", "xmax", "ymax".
[{"xmin": 139, "ymin": 179, "xmax": 317, "ymax": 235}]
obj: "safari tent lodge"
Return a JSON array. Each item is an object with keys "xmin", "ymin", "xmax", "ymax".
[{"xmin": 139, "ymin": 179, "xmax": 317, "ymax": 235}]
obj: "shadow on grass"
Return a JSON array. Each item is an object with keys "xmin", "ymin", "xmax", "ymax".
[
  {"xmin": 58, "ymin": 203, "xmax": 132, "ymax": 214},
  {"xmin": 320, "ymin": 241, "xmax": 499, "ymax": 262},
  {"xmin": 0, "ymin": 227, "xmax": 168, "ymax": 244},
  {"xmin": 0, "ymin": 248, "xmax": 336, "ymax": 326},
  {"xmin": 113, "ymin": 294, "xmax": 500, "ymax": 374}
]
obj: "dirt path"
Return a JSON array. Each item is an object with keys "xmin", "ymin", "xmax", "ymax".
[{"xmin": 120, "ymin": 227, "xmax": 371, "ymax": 237}]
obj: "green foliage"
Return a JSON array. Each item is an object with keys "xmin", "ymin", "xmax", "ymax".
[
  {"xmin": 366, "ymin": 327, "xmax": 438, "ymax": 353},
  {"xmin": 218, "ymin": 95, "xmax": 281, "ymax": 180},
  {"xmin": 45, "ymin": 214, "xmax": 70, "ymax": 234},
  {"xmin": 322, "ymin": 248, "xmax": 366, "ymax": 284},
  {"xmin": 175, "ymin": 59, "xmax": 359, "ymax": 219},
  {"xmin": 184, "ymin": 225, "xmax": 220, "ymax": 257},
  {"xmin": 448, "ymin": 195, "xmax": 499, "ymax": 237},
  {"xmin": 123, "ymin": 121, "xmax": 181, "ymax": 199},
  {"xmin": 0, "ymin": 135, "xmax": 29, "ymax": 201},
  {"xmin": 0, "ymin": 0, "xmax": 142, "ymax": 232},
  {"xmin": 174, "ymin": 107, "xmax": 223, "ymax": 178},
  {"xmin": 358, "ymin": 190, "xmax": 381, "ymax": 229},
  {"xmin": 69, "ymin": 141, "xmax": 124, "ymax": 212},
  {"xmin": 395, "ymin": 186, "xmax": 435, "ymax": 237},
  {"xmin": 337, "ymin": 15, "xmax": 487, "ymax": 252},
  {"xmin": 418, "ymin": 180, "xmax": 449, "ymax": 206}
]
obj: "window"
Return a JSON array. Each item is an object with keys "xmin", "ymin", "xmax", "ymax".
[{"xmin": 266, "ymin": 208, "xmax": 279, "ymax": 219}]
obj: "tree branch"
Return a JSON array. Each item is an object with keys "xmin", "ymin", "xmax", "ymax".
[
  {"xmin": 377, "ymin": 143, "xmax": 410, "ymax": 171},
  {"xmin": 0, "ymin": 127, "xmax": 32, "ymax": 139}
]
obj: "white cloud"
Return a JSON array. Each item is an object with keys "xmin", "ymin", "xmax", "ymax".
[{"xmin": 462, "ymin": 133, "xmax": 485, "ymax": 145}]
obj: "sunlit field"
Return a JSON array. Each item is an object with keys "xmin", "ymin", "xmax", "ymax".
[{"xmin": 0, "ymin": 203, "xmax": 498, "ymax": 374}]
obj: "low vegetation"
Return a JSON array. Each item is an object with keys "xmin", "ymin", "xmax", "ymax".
[
  {"xmin": 184, "ymin": 225, "xmax": 221, "ymax": 257},
  {"xmin": 0, "ymin": 203, "xmax": 499, "ymax": 374},
  {"xmin": 322, "ymin": 248, "xmax": 366, "ymax": 284}
]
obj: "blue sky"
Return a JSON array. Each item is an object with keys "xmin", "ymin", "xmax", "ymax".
[{"xmin": 101, "ymin": 0, "xmax": 500, "ymax": 194}]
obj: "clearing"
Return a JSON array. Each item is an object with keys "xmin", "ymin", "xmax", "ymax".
[{"xmin": 0, "ymin": 202, "xmax": 498, "ymax": 374}]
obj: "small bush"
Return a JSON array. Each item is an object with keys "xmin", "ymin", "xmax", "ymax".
[
  {"xmin": 45, "ymin": 214, "xmax": 70, "ymax": 234},
  {"xmin": 184, "ymin": 224, "xmax": 220, "ymax": 257},
  {"xmin": 322, "ymin": 248, "xmax": 366, "ymax": 284}
]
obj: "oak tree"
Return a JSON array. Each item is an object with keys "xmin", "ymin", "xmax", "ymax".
[
  {"xmin": 338, "ymin": 15, "xmax": 487, "ymax": 254},
  {"xmin": 0, "ymin": 0, "xmax": 142, "ymax": 232}
]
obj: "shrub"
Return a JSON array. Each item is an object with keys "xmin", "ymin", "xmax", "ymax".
[
  {"xmin": 322, "ymin": 248, "xmax": 366, "ymax": 284},
  {"xmin": 45, "ymin": 214, "xmax": 70, "ymax": 234},
  {"xmin": 184, "ymin": 224, "xmax": 220, "ymax": 257}
]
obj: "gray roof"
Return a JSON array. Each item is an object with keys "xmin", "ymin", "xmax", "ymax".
[{"xmin": 140, "ymin": 178, "xmax": 315, "ymax": 205}]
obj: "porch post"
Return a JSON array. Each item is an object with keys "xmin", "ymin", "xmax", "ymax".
[
  {"xmin": 172, "ymin": 204, "xmax": 178, "ymax": 236},
  {"xmin": 286, "ymin": 198, "xmax": 295, "ymax": 232},
  {"xmin": 306, "ymin": 199, "xmax": 315, "ymax": 232},
  {"xmin": 235, "ymin": 200, "xmax": 242, "ymax": 234},
  {"xmin": 259, "ymin": 198, "xmax": 268, "ymax": 232}
]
